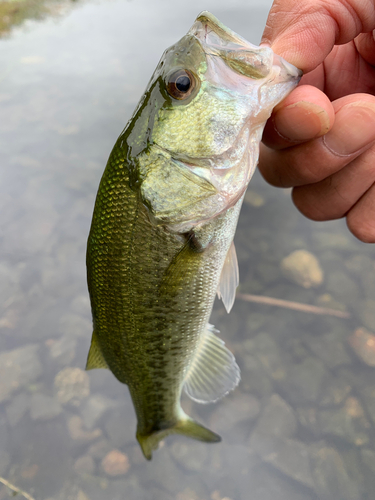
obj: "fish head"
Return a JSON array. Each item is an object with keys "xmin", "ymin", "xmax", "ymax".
[{"xmin": 128, "ymin": 12, "xmax": 301, "ymax": 231}]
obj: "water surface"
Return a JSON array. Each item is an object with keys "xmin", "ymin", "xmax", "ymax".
[{"xmin": 1, "ymin": 1, "xmax": 375, "ymax": 499}]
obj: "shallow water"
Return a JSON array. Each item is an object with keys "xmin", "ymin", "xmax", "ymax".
[{"xmin": 1, "ymin": 1, "xmax": 375, "ymax": 499}]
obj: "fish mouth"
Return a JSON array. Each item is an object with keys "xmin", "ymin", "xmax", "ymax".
[{"xmin": 189, "ymin": 11, "xmax": 302, "ymax": 81}]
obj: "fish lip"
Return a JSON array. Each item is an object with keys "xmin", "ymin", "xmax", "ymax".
[{"xmin": 189, "ymin": 11, "xmax": 254, "ymax": 49}]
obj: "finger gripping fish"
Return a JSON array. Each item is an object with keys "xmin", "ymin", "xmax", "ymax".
[{"xmin": 86, "ymin": 11, "xmax": 301, "ymax": 460}]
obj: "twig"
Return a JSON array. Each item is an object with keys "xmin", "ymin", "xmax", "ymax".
[
  {"xmin": 236, "ymin": 292, "xmax": 350, "ymax": 319},
  {"xmin": 0, "ymin": 477, "xmax": 36, "ymax": 500}
]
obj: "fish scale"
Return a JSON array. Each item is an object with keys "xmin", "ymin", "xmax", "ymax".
[{"xmin": 86, "ymin": 11, "xmax": 301, "ymax": 459}]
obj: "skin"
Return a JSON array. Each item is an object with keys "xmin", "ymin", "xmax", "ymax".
[{"xmin": 258, "ymin": 0, "xmax": 375, "ymax": 243}]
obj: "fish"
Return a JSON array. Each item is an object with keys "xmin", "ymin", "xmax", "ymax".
[{"xmin": 86, "ymin": 11, "xmax": 301, "ymax": 460}]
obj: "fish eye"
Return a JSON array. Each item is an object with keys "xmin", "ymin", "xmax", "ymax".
[{"xmin": 166, "ymin": 69, "xmax": 196, "ymax": 100}]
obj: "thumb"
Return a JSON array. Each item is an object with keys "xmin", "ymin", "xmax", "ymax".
[{"xmin": 261, "ymin": 0, "xmax": 375, "ymax": 72}]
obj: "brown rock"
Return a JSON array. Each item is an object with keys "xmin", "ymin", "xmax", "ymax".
[
  {"xmin": 349, "ymin": 327, "xmax": 375, "ymax": 366},
  {"xmin": 101, "ymin": 449, "xmax": 130, "ymax": 476}
]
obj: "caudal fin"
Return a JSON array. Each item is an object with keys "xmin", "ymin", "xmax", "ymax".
[{"xmin": 137, "ymin": 415, "xmax": 221, "ymax": 460}]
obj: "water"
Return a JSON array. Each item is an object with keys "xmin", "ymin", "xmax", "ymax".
[{"xmin": 1, "ymin": 1, "xmax": 375, "ymax": 499}]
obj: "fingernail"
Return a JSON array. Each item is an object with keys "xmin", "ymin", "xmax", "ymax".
[
  {"xmin": 273, "ymin": 101, "xmax": 330, "ymax": 142},
  {"xmin": 324, "ymin": 103, "xmax": 375, "ymax": 155}
]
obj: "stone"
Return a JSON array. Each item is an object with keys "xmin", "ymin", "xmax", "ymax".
[
  {"xmin": 317, "ymin": 397, "xmax": 370, "ymax": 446},
  {"xmin": 280, "ymin": 357, "xmax": 328, "ymax": 404},
  {"xmin": 68, "ymin": 415, "xmax": 102, "ymax": 442},
  {"xmin": 249, "ymin": 434, "xmax": 314, "ymax": 488},
  {"xmin": 209, "ymin": 393, "xmax": 260, "ymax": 435},
  {"xmin": 319, "ymin": 376, "xmax": 352, "ymax": 407},
  {"xmin": 6, "ymin": 392, "xmax": 30, "ymax": 426},
  {"xmin": 74, "ymin": 455, "xmax": 95, "ymax": 475},
  {"xmin": 54, "ymin": 367, "xmax": 90, "ymax": 406},
  {"xmin": 252, "ymin": 394, "xmax": 297, "ymax": 439},
  {"xmin": 281, "ymin": 249, "xmax": 323, "ymax": 288},
  {"xmin": 80, "ymin": 394, "xmax": 117, "ymax": 430},
  {"xmin": 349, "ymin": 327, "xmax": 375, "ymax": 366},
  {"xmin": 104, "ymin": 409, "xmax": 136, "ymax": 447},
  {"xmin": 101, "ymin": 449, "xmax": 130, "ymax": 476},
  {"xmin": 30, "ymin": 393, "xmax": 62, "ymax": 420},
  {"xmin": 304, "ymin": 330, "xmax": 351, "ymax": 369},
  {"xmin": 0, "ymin": 344, "xmax": 42, "ymax": 402},
  {"xmin": 239, "ymin": 464, "xmax": 315, "ymax": 500},
  {"xmin": 87, "ymin": 439, "xmax": 113, "ymax": 460},
  {"xmin": 310, "ymin": 443, "xmax": 361, "ymax": 500},
  {"xmin": 169, "ymin": 440, "xmax": 209, "ymax": 472},
  {"xmin": 48, "ymin": 335, "xmax": 77, "ymax": 366},
  {"xmin": 355, "ymin": 299, "xmax": 375, "ymax": 332}
]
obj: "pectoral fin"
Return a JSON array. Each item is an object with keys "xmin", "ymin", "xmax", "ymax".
[
  {"xmin": 183, "ymin": 324, "xmax": 240, "ymax": 403},
  {"xmin": 85, "ymin": 331, "xmax": 108, "ymax": 370},
  {"xmin": 217, "ymin": 241, "xmax": 239, "ymax": 313}
]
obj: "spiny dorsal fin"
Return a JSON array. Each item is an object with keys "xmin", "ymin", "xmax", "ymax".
[
  {"xmin": 217, "ymin": 241, "xmax": 239, "ymax": 313},
  {"xmin": 183, "ymin": 324, "xmax": 240, "ymax": 404},
  {"xmin": 86, "ymin": 331, "xmax": 108, "ymax": 370}
]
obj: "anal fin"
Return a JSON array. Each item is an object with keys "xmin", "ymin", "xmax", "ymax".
[
  {"xmin": 217, "ymin": 241, "xmax": 239, "ymax": 313},
  {"xmin": 86, "ymin": 331, "xmax": 108, "ymax": 370},
  {"xmin": 183, "ymin": 324, "xmax": 240, "ymax": 404}
]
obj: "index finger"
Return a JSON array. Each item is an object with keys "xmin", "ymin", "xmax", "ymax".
[{"xmin": 261, "ymin": 0, "xmax": 375, "ymax": 72}]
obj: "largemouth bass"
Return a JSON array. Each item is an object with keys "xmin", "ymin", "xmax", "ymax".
[{"xmin": 86, "ymin": 11, "xmax": 301, "ymax": 460}]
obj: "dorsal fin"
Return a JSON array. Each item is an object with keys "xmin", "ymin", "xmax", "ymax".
[
  {"xmin": 183, "ymin": 324, "xmax": 240, "ymax": 403},
  {"xmin": 217, "ymin": 241, "xmax": 239, "ymax": 313},
  {"xmin": 86, "ymin": 331, "xmax": 108, "ymax": 370}
]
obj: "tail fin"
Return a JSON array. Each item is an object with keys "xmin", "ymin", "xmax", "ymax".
[{"xmin": 137, "ymin": 415, "xmax": 221, "ymax": 460}]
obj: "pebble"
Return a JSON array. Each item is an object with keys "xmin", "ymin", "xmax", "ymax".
[
  {"xmin": 0, "ymin": 344, "xmax": 42, "ymax": 403},
  {"xmin": 101, "ymin": 449, "xmax": 130, "ymax": 476},
  {"xmin": 104, "ymin": 409, "xmax": 136, "ymax": 447},
  {"xmin": 6, "ymin": 392, "xmax": 30, "ymax": 426},
  {"xmin": 304, "ymin": 330, "xmax": 351, "ymax": 369},
  {"xmin": 310, "ymin": 443, "xmax": 361, "ymax": 500},
  {"xmin": 80, "ymin": 394, "xmax": 117, "ymax": 430},
  {"xmin": 30, "ymin": 393, "xmax": 62, "ymax": 420},
  {"xmin": 47, "ymin": 335, "xmax": 77, "ymax": 366},
  {"xmin": 281, "ymin": 249, "xmax": 323, "ymax": 288},
  {"xmin": 280, "ymin": 357, "xmax": 328, "ymax": 404},
  {"xmin": 252, "ymin": 394, "xmax": 297, "ymax": 439},
  {"xmin": 249, "ymin": 434, "xmax": 314, "ymax": 488},
  {"xmin": 87, "ymin": 439, "xmax": 113, "ymax": 460},
  {"xmin": 209, "ymin": 393, "xmax": 260, "ymax": 435},
  {"xmin": 54, "ymin": 367, "xmax": 90, "ymax": 406},
  {"xmin": 68, "ymin": 415, "xmax": 102, "ymax": 442},
  {"xmin": 317, "ymin": 397, "xmax": 370, "ymax": 446},
  {"xmin": 169, "ymin": 440, "xmax": 209, "ymax": 472},
  {"xmin": 349, "ymin": 327, "xmax": 375, "ymax": 366}
]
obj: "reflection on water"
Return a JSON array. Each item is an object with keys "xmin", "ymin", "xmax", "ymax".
[{"xmin": 1, "ymin": 1, "xmax": 375, "ymax": 499}]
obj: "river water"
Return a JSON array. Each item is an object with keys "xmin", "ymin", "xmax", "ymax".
[{"xmin": 1, "ymin": 1, "xmax": 375, "ymax": 499}]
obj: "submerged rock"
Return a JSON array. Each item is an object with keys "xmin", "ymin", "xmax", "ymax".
[
  {"xmin": 54, "ymin": 367, "xmax": 90, "ymax": 406},
  {"xmin": 80, "ymin": 394, "xmax": 117, "ymax": 430},
  {"xmin": 169, "ymin": 440, "xmax": 209, "ymax": 472},
  {"xmin": 252, "ymin": 394, "xmax": 297, "ymax": 439},
  {"xmin": 317, "ymin": 397, "xmax": 370, "ymax": 446},
  {"xmin": 209, "ymin": 392, "xmax": 260, "ymax": 435},
  {"xmin": 310, "ymin": 443, "xmax": 362, "ymax": 500},
  {"xmin": 101, "ymin": 449, "xmax": 130, "ymax": 476},
  {"xmin": 0, "ymin": 344, "xmax": 42, "ymax": 402},
  {"xmin": 281, "ymin": 249, "xmax": 323, "ymax": 288},
  {"xmin": 249, "ymin": 433, "xmax": 314, "ymax": 488},
  {"xmin": 349, "ymin": 327, "xmax": 375, "ymax": 367}
]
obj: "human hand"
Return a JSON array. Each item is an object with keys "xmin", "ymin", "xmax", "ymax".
[{"xmin": 259, "ymin": 0, "xmax": 375, "ymax": 242}]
